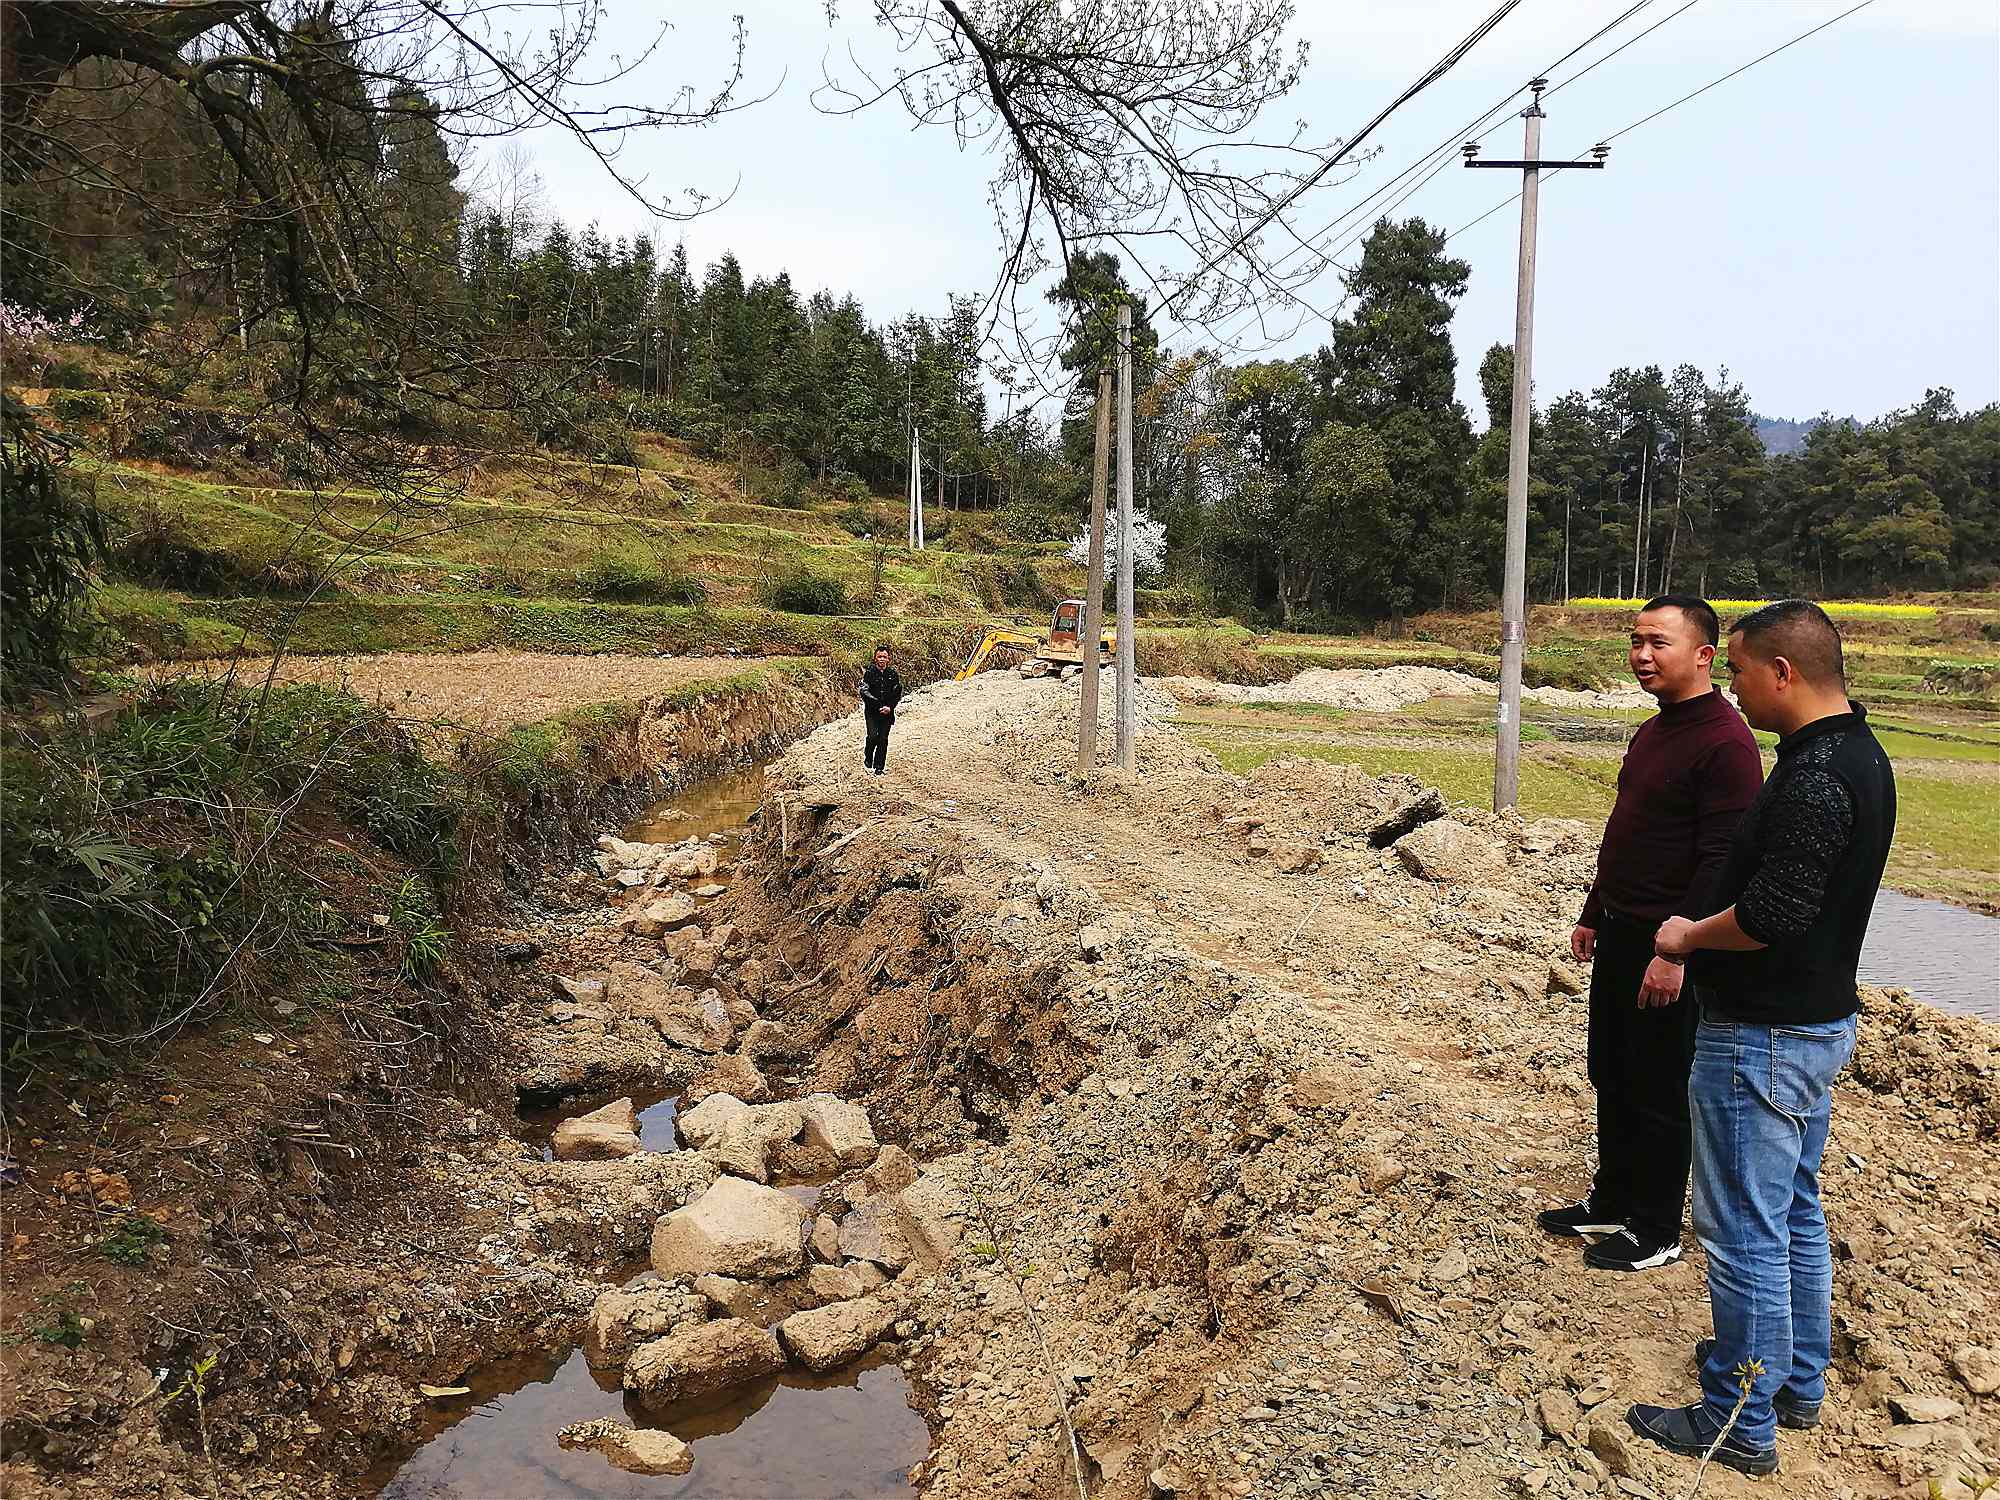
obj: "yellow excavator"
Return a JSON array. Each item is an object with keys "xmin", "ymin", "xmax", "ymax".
[{"xmin": 955, "ymin": 598, "xmax": 1116, "ymax": 681}]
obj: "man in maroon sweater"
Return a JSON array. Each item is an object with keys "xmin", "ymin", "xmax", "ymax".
[{"xmin": 1537, "ymin": 595, "xmax": 1764, "ymax": 1272}]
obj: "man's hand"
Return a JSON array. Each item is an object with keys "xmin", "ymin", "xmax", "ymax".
[
  {"xmin": 1637, "ymin": 955, "xmax": 1685, "ymax": 1008},
  {"xmin": 1655, "ymin": 915, "xmax": 1697, "ymax": 958},
  {"xmin": 1570, "ymin": 925, "xmax": 1596, "ymax": 963},
  {"xmin": 878, "ymin": 705, "xmax": 892, "ymax": 715}
]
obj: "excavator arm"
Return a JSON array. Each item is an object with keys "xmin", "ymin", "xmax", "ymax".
[{"xmin": 955, "ymin": 628, "xmax": 1040, "ymax": 681}]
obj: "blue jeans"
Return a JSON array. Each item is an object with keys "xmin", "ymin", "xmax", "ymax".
[{"xmin": 1689, "ymin": 1012, "xmax": 1857, "ymax": 1448}]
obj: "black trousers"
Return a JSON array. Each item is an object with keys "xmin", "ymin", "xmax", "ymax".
[
  {"xmin": 1586, "ymin": 912, "xmax": 1700, "ymax": 1241},
  {"xmin": 864, "ymin": 714, "xmax": 892, "ymax": 771}
]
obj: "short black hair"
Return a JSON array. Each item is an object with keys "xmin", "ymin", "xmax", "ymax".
[
  {"xmin": 1729, "ymin": 599, "xmax": 1845, "ymax": 687},
  {"xmin": 1639, "ymin": 593, "xmax": 1721, "ymax": 648},
  {"xmin": 873, "ymin": 643, "xmax": 892, "ymax": 655}
]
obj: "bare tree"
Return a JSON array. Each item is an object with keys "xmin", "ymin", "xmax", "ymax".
[{"xmin": 815, "ymin": 0, "xmax": 1344, "ymax": 384}]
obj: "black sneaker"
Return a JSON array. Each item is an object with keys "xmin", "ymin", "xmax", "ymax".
[
  {"xmin": 1692, "ymin": 1340, "xmax": 1822, "ymax": 1429},
  {"xmin": 1536, "ymin": 1197, "xmax": 1625, "ymax": 1238},
  {"xmin": 1583, "ymin": 1228, "xmax": 1683, "ymax": 1272},
  {"xmin": 1627, "ymin": 1401, "xmax": 1778, "ymax": 1477}
]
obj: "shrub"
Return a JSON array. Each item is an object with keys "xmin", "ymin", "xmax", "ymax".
[
  {"xmin": 1, "ymin": 402, "xmax": 105, "ymax": 701},
  {"xmin": 576, "ymin": 547, "xmax": 705, "ymax": 606},
  {"xmin": 762, "ymin": 565, "xmax": 850, "ymax": 615},
  {"xmin": 112, "ymin": 501, "xmax": 324, "ymax": 595},
  {"xmin": 836, "ymin": 502, "xmax": 879, "ymax": 537}
]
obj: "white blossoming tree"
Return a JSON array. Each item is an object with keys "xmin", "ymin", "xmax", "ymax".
[{"xmin": 1066, "ymin": 514, "xmax": 1167, "ymax": 584}]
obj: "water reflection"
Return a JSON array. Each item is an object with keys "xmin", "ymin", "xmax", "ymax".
[
  {"xmin": 624, "ymin": 766, "xmax": 766, "ymax": 847},
  {"xmin": 374, "ymin": 1345, "xmax": 923, "ymax": 1500},
  {"xmin": 515, "ymin": 1091, "xmax": 681, "ymax": 1161}
]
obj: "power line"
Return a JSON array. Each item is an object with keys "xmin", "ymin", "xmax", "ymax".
[
  {"xmin": 1446, "ymin": 0, "xmax": 1878, "ymax": 243},
  {"xmin": 1167, "ymin": 0, "xmax": 1525, "ymax": 307}
]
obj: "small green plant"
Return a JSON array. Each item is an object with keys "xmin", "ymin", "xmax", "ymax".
[
  {"xmin": 576, "ymin": 548, "xmax": 705, "ymax": 606},
  {"xmin": 387, "ymin": 875, "xmax": 447, "ymax": 979},
  {"xmin": 762, "ymin": 565, "xmax": 850, "ymax": 616},
  {"xmin": 97, "ymin": 1213, "xmax": 170, "ymax": 1266}
]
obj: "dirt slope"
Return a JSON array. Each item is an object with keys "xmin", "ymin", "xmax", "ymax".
[{"xmin": 741, "ymin": 670, "xmax": 1998, "ymax": 1500}]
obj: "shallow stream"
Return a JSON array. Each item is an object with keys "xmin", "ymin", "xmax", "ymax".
[{"xmin": 1860, "ymin": 888, "xmax": 1999, "ymax": 1023}]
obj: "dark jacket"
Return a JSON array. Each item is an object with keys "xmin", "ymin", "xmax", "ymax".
[
  {"xmin": 1580, "ymin": 688, "xmax": 1763, "ymax": 927},
  {"xmin": 860, "ymin": 663, "xmax": 903, "ymax": 725},
  {"xmin": 1691, "ymin": 704, "xmax": 1896, "ymax": 1025}
]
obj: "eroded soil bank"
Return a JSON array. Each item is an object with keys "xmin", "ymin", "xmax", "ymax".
[{"xmin": 4, "ymin": 667, "xmax": 1996, "ymax": 1500}]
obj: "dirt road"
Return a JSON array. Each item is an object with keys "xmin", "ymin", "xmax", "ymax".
[{"xmin": 748, "ymin": 670, "xmax": 1998, "ymax": 1500}]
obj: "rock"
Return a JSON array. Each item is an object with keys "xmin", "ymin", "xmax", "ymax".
[
  {"xmin": 1424, "ymin": 1246, "xmax": 1471, "ymax": 1287},
  {"xmin": 777, "ymin": 1296, "xmax": 896, "ymax": 1372},
  {"xmin": 1393, "ymin": 818, "xmax": 1508, "ymax": 883},
  {"xmin": 614, "ymin": 869, "xmax": 650, "ymax": 889},
  {"xmin": 1546, "ymin": 962, "xmax": 1585, "ymax": 997},
  {"xmin": 614, "ymin": 962, "xmax": 734, "ymax": 1053},
  {"xmin": 1889, "ymin": 1393, "xmax": 1964, "ymax": 1424},
  {"xmin": 838, "ymin": 1196, "xmax": 914, "ymax": 1271},
  {"xmin": 1366, "ymin": 785, "xmax": 1447, "ymax": 848},
  {"xmin": 1950, "ymin": 1345, "xmax": 2000, "ymax": 1395},
  {"xmin": 659, "ymin": 845, "xmax": 722, "ymax": 880},
  {"xmin": 698, "ymin": 1101, "xmax": 806, "ymax": 1183},
  {"xmin": 674, "ymin": 943, "xmax": 727, "ymax": 988},
  {"xmin": 693, "ymin": 883, "xmax": 728, "ymax": 899},
  {"xmin": 552, "ymin": 1098, "xmax": 641, "ymax": 1161},
  {"xmin": 1362, "ymin": 1155, "xmax": 1407, "ymax": 1193},
  {"xmin": 796, "ymin": 1094, "xmax": 878, "ymax": 1167},
  {"xmin": 809, "ymin": 1215, "xmax": 842, "ymax": 1263},
  {"xmin": 897, "ymin": 1168, "xmax": 969, "ymax": 1266},
  {"xmin": 651, "ymin": 1176, "xmax": 806, "ymax": 1280},
  {"xmin": 618, "ymin": 895, "xmax": 700, "ymax": 938},
  {"xmin": 583, "ymin": 1283, "xmax": 708, "ymax": 1367},
  {"xmin": 1150, "ymin": 1463, "xmax": 1194, "ymax": 1497},
  {"xmin": 596, "ymin": 835, "xmax": 668, "ymax": 871},
  {"xmin": 1078, "ymin": 924, "xmax": 1114, "ymax": 961},
  {"xmin": 722, "ymin": 993, "xmax": 759, "ymax": 1032},
  {"xmin": 1586, "ymin": 1420, "xmax": 1635, "ymax": 1478},
  {"xmin": 1273, "ymin": 840, "xmax": 1323, "ymax": 874},
  {"xmin": 861, "ymin": 1144, "xmax": 919, "ymax": 1196},
  {"xmin": 624, "ymin": 1318, "xmax": 785, "ymax": 1409},
  {"xmin": 691, "ymin": 1274, "xmax": 785, "ymax": 1322},
  {"xmin": 806, "ymin": 1263, "xmax": 870, "ymax": 1302},
  {"xmin": 553, "ymin": 974, "xmax": 608, "ymax": 1006},
  {"xmin": 557, "ymin": 1419, "xmax": 693, "ymax": 1476},
  {"xmin": 1536, "ymin": 1389, "xmax": 1581, "ymax": 1438},
  {"xmin": 740, "ymin": 1019, "xmax": 801, "ymax": 1062},
  {"xmin": 685, "ymin": 1054, "xmax": 770, "ymax": 1106}
]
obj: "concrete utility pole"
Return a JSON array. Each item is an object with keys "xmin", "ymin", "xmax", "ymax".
[
  {"xmin": 1076, "ymin": 367, "xmax": 1111, "ymax": 776},
  {"xmin": 1463, "ymin": 83, "xmax": 1607, "ymax": 810},
  {"xmin": 1114, "ymin": 303, "xmax": 1137, "ymax": 771}
]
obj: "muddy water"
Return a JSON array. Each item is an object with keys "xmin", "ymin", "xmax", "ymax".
[
  {"xmin": 515, "ymin": 1091, "xmax": 681, "ymax": 1161},
  {"xmin": 623, "ymin": 764, "xmax": 766, "ymax": 850},
  {"xmin": 373, "ymin": 1345, "xmax": 924, "ymax": 1499},
  {"xmin": 1862, "ymin": 889, "xmax": 1999, "ymax": 1023}
]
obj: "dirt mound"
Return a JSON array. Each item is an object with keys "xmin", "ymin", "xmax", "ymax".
[
  {"xmin": 1851, "ymin": 987, "xmax": 2000, "ymax": 1139},
  {"xmin": 1158, "ymin": 663, "xmax": 1651, "ymax": 713}
]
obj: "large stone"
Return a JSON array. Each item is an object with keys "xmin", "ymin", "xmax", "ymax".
[
  {"xmin": 806, "ymin": 1263, "xmax": 871, "ymax": 1302},
  {"xmin": 1950, "ymin": 1346, "xmax": 2000, "ymax": 1395},
  {"xmin": 699, "ymin": 1101, "xmax": 806, "ymax": 1183},
  {"xmin": 624, "ymin": 1318, "xmax": 785, "ymax": 1409},
  {"xmin": 552, "ymin": 1097, "xmax": 641, "ymax": 1161},
  {"xmin": 1889, "ymin": 1393, "xmax": 1965, "ymax": 1425},
  {"xmin": 837, "ymin": 1196, "xmax": 913, "ymax": 1271},
  {"xmin": 861, "ymin": 1145, "xmax": 919, "ymax": 1196},
  {"xmin": 583, "ymin": 1282, "xmax": 708, "ymax": 1368},
  {"xmin": 673, "ymin": 943, "xmax": 727, "ymax": 988},
  {"xmin": 897, "ymin": 1168, "xmax": 970, "ymax": 1266},
  {"xmin": 691, "ymin": 1273, "xmax": 786, "ymax": 1322},
  {"xmin": 651, "ymin": 1176, "xmax": 805, "ymax": 1280},
  {"xmin": 678, "ymin": 1092, "xmax": 752, "ymax": 1147},
  {"xmin": 557, "ymin": 1419, "xmax": 692, "ymax": 1476},
  {"xmin": 613, "ymin": 962, "xmax": 733, "ymax": 1053},
  {"xmin": 659, "ymin": 844, "xmax": 722, "ymax": 880},
  {"xmin": 808, "ymin": 1215, "xmax": 842, "ymax": 1263},
  {"xmin": 617, "ymin": 895, "xmax": 700, "ymax": 938},
  {"xmin": 595, "ymin": 835, "xmax": 669, "ymax": 873},
  {"xmin": 741, "ymin": 1019, "xmax": 802, "ymax": 1062},
  {"xmin": 1393, "ymin": 818, "xmax": 1509, "ymax": 884},
  {"xmin": 1535, "ymin": 1388, "xmax": 1581, "ymax": 1438},
  {"xmin": 776, "ymin": 1296, "xmax": 897, "ymax": 1373},
  {"xmin": 796, "ymin": 1094, "xmax": 878, "ymax": 1167},
  {"xmin": 1367, "ymin": 786, "xmax": 1447, "ymax": 848},
  {"xmin": 1273, "ymin": 840, "xmax": 1324, "ymax": 874},
  {"xmin": 553, "ymin": 974, "xmax": 608, "ymax": 1006},
  {"xmin": 685, "ymin": 1054, "xmax": 771, "ymax": 1106}
]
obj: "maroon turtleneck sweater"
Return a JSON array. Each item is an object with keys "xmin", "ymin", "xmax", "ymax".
[{"xmin": 1579, "ymin": 687, "xmax": 1765, "ymax": 928}]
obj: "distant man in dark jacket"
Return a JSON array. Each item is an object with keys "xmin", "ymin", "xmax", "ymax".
[
  {"xmin": 1538, "ymin": 595, "xmax": 1763, "ymax": 1273},
  {"xmin": 1629, "ymin": 601, "xmax": 1896, "ymax": 1480},
  {"xmin": 859, "ymin": 644, "xmax": 902, "ymax": 775}
]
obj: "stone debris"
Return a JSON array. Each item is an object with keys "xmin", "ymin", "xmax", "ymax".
[
  {"xmin": 583, "ymin": 1282, "xmax": 707, "ymax": 1368},
  {"xmin": 777, "ymin": 1295, "xmax": 897, "ymax": 1372},
  {"xmin": 550, "ymin": 1097, "xmax": 641, "ymax": 1161},
  {"xmin": 650, "ymin": 1175, "xmax": 806, "ymax": 1281},
  {"xmin": 557, "ymin": 1419, "xmax": 693, "ymax": 1476},
  {"xmin": 796, "ymin": 1093, "xmax": 879, "ymax": 1167},
  {"xmin": 623, "ymin": 1318, "xmax": 786, "ymax": 1409}
]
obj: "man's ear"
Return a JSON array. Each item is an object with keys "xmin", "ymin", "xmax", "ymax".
[{"xmin": 1771, "ymin": 654, "xmax": 1795, "ymax": 688}]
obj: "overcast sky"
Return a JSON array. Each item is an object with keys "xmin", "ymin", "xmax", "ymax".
[{"xmin": 506, "ymin": 1, "xmax": 1999, "ymax": 428}]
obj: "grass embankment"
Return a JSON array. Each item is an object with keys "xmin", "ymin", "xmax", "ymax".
[{"xmin": 1181, "ymin": 696, "xmax": 2000, "ymax": 911}]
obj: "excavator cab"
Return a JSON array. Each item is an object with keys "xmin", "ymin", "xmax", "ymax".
[
  {"xmin": 1048, "ymin": 599, "xmax": 1083, "ymax": 647},
  {"xmin": 954, "ymin": 599, "xmax": 1115, "ymax": 681}
]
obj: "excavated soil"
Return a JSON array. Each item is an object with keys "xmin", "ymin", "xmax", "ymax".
[
  {"xmin": 3, "ymin": 667, "xmax": 1993, "ymax": 1500},
  {"xmin": 1157, "ymin": 664, "xmax": 1653, "ymax": 713}
]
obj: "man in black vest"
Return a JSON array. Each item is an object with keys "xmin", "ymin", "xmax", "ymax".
[
  {"xmin": 1628, "ymin": 601, "xmax": 1896, "ymax": 1480},
  {"xmin": 860, "ymin": 644, "xmax": 902, "ymax": 775}
]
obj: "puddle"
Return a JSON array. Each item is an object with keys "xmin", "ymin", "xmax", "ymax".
[
  {"xmin": 625, "ymin": 764, "xmax": 766, "ymax": 849},
  {"xmin": 516, "ymin": 1090, "xmax": 681, "ymax": 1161},
  {"xmin": 371, "ymin": 1344, "xmax": 924, "ymax": 1499},
  {"xmin": 1862, "ymin": 889, "xmax": 1999, "ymax": 1023}
]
